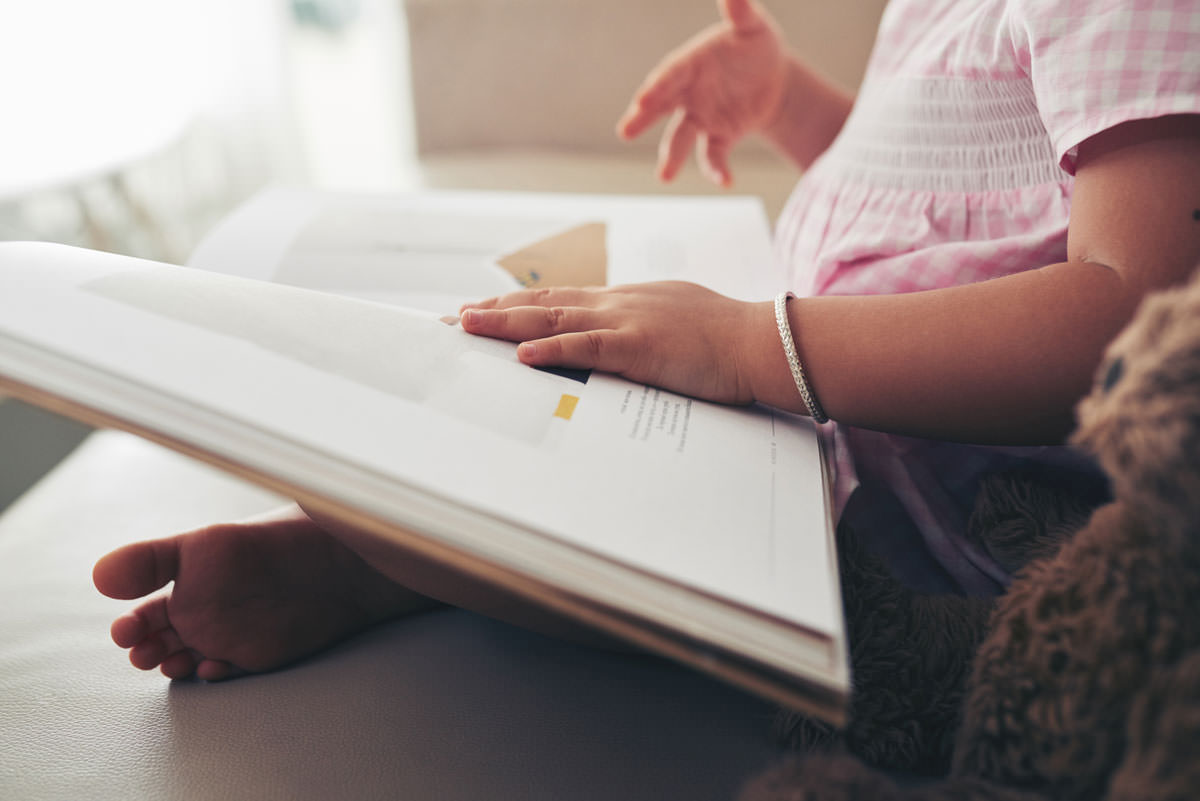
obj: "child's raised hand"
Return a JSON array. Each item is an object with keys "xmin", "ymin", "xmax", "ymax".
[
  {"xmin": 616, "ymin": 0, "xmax": 789, "ymax": 187},
  {"xmin": 460, "ymin": 282, "xmax": 774, "ymax": 406}
]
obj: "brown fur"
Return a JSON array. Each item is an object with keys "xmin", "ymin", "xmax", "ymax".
[
  {"xmin": 744, "ymin": 272, "xmax": 1200, "ymax": 800},
  {"xmin": 774, "ymin": 519, "xmax": 992, "ymax": 774}
]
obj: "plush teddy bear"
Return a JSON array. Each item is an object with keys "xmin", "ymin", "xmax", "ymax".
[{"xmin": 742, "ymin": 271, "xmax": 1200, "ymax": 801}]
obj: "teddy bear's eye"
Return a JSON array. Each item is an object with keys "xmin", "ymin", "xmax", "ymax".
[{"xmin": 1101, "ymin": 356, "xmax": 1124, "ymax": 391}]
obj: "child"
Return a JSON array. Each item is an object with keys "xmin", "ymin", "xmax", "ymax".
[{"xmin": 95, "ymin": 0, "xmax": 1200, "ymax": 680}]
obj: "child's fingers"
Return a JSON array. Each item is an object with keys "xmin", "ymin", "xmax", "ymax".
[
  {"xmin": 460, "ymin": 305, "xmax": 605, "ymax": 343},
  {"xmin": 658, "ymin": 110, "xmax": 700, "ymax": 182},
  {"xmin": 629, "ymin": 54, "xmax": 694, "ymax": 116},
  {"xmin": 461, "ymin": 286, "xmax": 597, "ymax": 314},
  {"xmin": 700, "ymin": 134, "xmax": 734, "ymax": 187},
  {"xmin": 617, "ymin": 45, "xmax": 708, "ymax": 141},
  {"xmin": 719, "ymin": 0, "xmax": 765, "ymax": 33},
  {"xmin": 461, "ymin": 296, "xmax": 499, "ymax": 312},
  {"xmin": 516, "ymin": 331, "xmax": 632, "ymax": 373},
  {"xmin": 617, "ymin": 101, "xmax": 666, "ymax": 142}
]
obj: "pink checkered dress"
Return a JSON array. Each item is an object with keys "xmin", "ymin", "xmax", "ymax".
[{"xmin": 775, "ymin": 0, "xmax": 1200, "ymax": 594}]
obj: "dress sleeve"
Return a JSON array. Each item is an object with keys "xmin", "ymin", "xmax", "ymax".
[{"xmin": 1009, "ymin": 0, "xmax": 1200, "ymax": 174}]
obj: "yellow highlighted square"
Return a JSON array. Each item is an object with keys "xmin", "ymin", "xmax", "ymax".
[{"xmin": 553, "ymin": 394, "xmax": 580, "ymax": 421}]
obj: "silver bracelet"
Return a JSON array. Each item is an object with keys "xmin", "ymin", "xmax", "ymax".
[{"xmin": 774, "ymin": 291, "xmax": 828, "ymax": 423}]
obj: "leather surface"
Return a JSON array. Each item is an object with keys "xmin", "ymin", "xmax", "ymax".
[{"xmin": 0, "ymin": 432, "xmax": 784, "ymax": 800}]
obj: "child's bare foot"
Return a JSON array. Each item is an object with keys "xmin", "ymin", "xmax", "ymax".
[{"xmin": 92, "ymin": 507, "xmax": 437, "ymax": 680}]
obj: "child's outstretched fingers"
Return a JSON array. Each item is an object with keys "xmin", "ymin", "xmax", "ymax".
[
  {"xmin": 614, "ymin": 0, "xmax": 788, "ymax": 186},
  {"xmin": 618, "ymin": 0, "xmax": 771, "ymax": 144},
  {"xmin": 617, "ymin": 56, "xmax": 694, "ymax": 141},
  {"xmin": 701, "ymin": 133, "xmax": 734, "ymax": 186},
  {"xmin": 658, "ymin": 110, "xmax": 701, "ymax": 181}
]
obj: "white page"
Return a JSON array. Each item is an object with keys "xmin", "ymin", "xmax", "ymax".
[
  {"xmin": 189, "ymin": 188, "xmax": 786, "ymax": 310},
  {"xmin": 0, "ymin": 243, "xmax": 836, "ymax": 636}
]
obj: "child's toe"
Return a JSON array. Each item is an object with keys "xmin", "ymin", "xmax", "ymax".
[
  {"xmin": 110, "ymin": 611, "xmax": 149, "ymax": 648},
  {"xmin": 129, "ymin": 630, "xmax": 182, "ymax": 670},
  {"xmin": 160, "ymin": 650, "xmax": 200, "ymax": 679},
  {"xmin": 195, "ymin": 659, "xmax": 237, "ymax": 681},
  {"xmin": 110, "ymin": 595, "xmax": 171, "ymax": 648},
  {"xmin": 93, "ymin": 537, "xmax": 181, "ymax": 600}
]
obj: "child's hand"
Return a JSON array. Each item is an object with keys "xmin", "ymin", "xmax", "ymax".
[
  {"xmin": 460, "ymin": 282, "xmax": 773, "ymax": 405},
  {"xmin": 616, "ymin": 0, "xmax": 789, "ymax": 187}
]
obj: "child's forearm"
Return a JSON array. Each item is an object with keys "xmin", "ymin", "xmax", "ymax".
[
  {"xmin": 753, "ymin": 262, "xmax": 1132, "ymax": 444},
  {"xmin": 761, "ymin": 55, "xmax": 854, "ymax": 171}
]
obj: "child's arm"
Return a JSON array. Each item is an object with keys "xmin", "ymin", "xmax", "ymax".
[
  {"xmin": 463, "ymin": 115, "xmax": 1200, "ymax": 445},
  {"xmin": 616, "ymin": 0, "xmax": 852, "ymax": 185},
  {"xmin": 757, "ymin": 55, "xmax": 853, "ymax": 173}
]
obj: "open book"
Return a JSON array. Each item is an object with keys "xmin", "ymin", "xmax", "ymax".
[{"xmin": 0, "ymin": 189, "xmax": 848, "ymax": 723}]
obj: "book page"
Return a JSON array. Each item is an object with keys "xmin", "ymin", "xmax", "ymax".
[
  {"xmin": 188, "ymin": 189, "xmax": 786, "ymax": 312},
  {"xmin": 0, "ymin": 243, "xmax": 836, "ymax": 637}
]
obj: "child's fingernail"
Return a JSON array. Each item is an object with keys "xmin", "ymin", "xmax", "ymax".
[
  {"xmin": 463, "ymin": 309, "xmax": 481, "ymax": 326},
  {"xmin": 518, "ymin": 342, "xmax": 538, "ymax": 359}
]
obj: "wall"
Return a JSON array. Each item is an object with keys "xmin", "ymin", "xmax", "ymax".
[{"xmin": 404, "ymin": 0, "xmax": 887, "ymax": 155}]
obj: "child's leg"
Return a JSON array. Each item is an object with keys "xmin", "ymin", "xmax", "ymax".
[
  {"xmin": 93, "ymin": 505, "xmax": 624, "ymax": 680},
  {"xmin": 299, "ymin": 504, "xmax": 629, "ymax": 650}
]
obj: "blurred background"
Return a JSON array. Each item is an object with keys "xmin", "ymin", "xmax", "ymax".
[{"xmin": 0, "ymin": 0, "xmax": 886, "ymax": 511}]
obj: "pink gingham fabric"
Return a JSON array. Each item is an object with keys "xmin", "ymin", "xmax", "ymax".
[{"xmin": 774, "ymin": 0, "xmax": 1200, "ymax": 594}]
